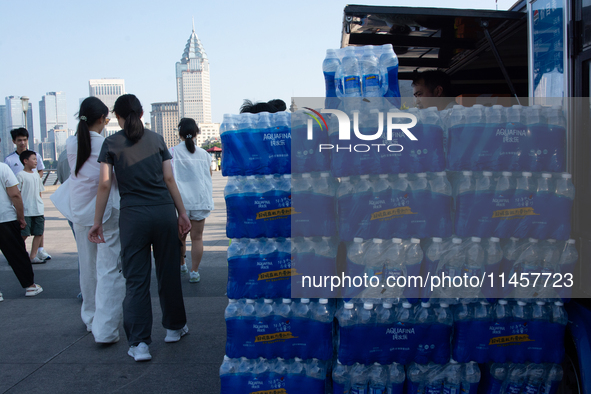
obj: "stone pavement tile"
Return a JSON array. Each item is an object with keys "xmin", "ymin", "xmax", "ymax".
[
  {"xmin": 2, "ymin": 362, "xmax": 221, "ymax": 394},
  {"xmin": 0, "ymin": 364, "xmax": 43, "ymax": 394}
]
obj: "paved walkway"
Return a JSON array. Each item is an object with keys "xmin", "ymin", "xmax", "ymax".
[{"xmin": 0, "ymin": 171, "xmax": 228, "ymax": 394}]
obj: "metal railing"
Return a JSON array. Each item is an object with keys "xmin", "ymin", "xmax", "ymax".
[{"xmin": 41, "ymin": 169, "xmax": 59, "ymax": 186}]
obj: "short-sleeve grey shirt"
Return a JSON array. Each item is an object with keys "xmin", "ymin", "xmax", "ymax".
[{"xmin": 98, "ymin": 129, "xmax": 174, "ymax": 209}]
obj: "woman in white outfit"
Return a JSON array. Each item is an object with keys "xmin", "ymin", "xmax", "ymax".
[
  {"xmin": 171, "ymin": 118, "xmax": 214, "ymax": 283},
  {"xmin": 52, "ymin": 97, "xmax": 125, "ymax": 343}
]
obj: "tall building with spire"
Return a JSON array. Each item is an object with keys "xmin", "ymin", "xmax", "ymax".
[{"xmin": 176, "ymin": 22, "xmax": 211, "ymax": 124}]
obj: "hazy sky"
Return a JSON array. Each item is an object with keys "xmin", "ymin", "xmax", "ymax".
[{"xmin": 0, "ymin": 0, "xmax": 517, "ymax": 137}]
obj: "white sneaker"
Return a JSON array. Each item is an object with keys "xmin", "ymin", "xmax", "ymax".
[
  {"xmin": 0, "ymin": 292, "xmax": 3, "ymax": 302},
  {"xmin": 25, "ymin": 284, "xmax": 43, "ymax": 297},
  {"xmin": 180, "ymin": 262, "xmax": 188, "ymax": 274},
  {"xmin": 37, "ymin": 249, "xmax": 51, "ymax": 260},
  {"xmin": 189, "ymin": 271, "xmax": 200, "ymax": 283},
  {"xmin": 31, "ymin": 256, "xmax": 46, "ymax": 264},
  {"xmin": 164, "ymin": 324, "xmax": 189, "ymax": 343},
  {"xmin": 128, "ymin": 342, "xmax": 152, "ymax": 361}
]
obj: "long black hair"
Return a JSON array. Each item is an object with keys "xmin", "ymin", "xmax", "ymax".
[
  {"xmin": 75, "ymin": 97, "xmax": 109, "ymax": 176},
  {"xmin": 178, "ymin": 118, "xmax": 199, "ymax": 154},
  {"xmin": 113, "ymin": 94, "xmax": 144, "ymax": 143}
]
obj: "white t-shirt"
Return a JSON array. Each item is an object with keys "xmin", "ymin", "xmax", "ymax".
[
  {"xmin": 169, "ymin": 143, "xmax": 214, "ymax": 211},
  {"xmin": 0, "ymin": 163, "xmax": 18, "ymax": 223},
  {"xmin": 17, "ymin": 170, "xmax": 45, "ymax": 216},
  {"xmin": 4, "ymin": 151, "xmax": 45, "ymax": 175}
]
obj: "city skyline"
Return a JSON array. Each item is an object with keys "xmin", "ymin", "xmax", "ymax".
[{"xmin": 0, "ymin": 0, "xmax": 517, "ymax": 139}]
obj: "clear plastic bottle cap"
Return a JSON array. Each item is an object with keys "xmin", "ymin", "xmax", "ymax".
[
  {"xmin": 302, "ymin": 173, "xmax": 311, "ymax": 178},
  {"xmin": 228, "ymin": 299, "xmax": 237, "ymax": 303},
  {"xmin": 555, "ymin": 301, "xmax": 564, "ymax": 306},
  {"xmin": 326, "ymin": 49, "xmax": 337, "ymax": 56},
  {"xmin": 402, "ymin": 302, "xmax": 412, "ymax": 308},
  {"xmin": 344, "ymin": 302, "xmax": 354, "ymax": 309},
  {"xmin": 319, "ymin": 298, "xmax": 328, "ymax": 304},
  {"xmin": 449, "ymin": 359, "xmax": 458, "ymax": 364},
  {"xmin": 373, "ymin": 238, "xmax": 383, "ymax": 244},
  {"xmin": 517, "ymin": 301, "xmax": 527, "ymax": 306},
  {"xmin": 398, "ymin": 173, "xmax": 408, "ymax": 178},
  {"xmin": 294, "ymin": 357, "xmax": 302, "ymax": 362},
  {"xmin": 421, "ymin": 302, "xmax": 431, "ymax": 308},
  {"xmin": 360, "ymin": 175, "xmax": 370, "ymax": 179},
  {"xmin": 536, "ymin": 301, "xmax": 545, "ymax": 305},
  {"xmin": 342, "ymin": 177, "xmax": 350, "ymax": 182},
  {"xmin": 490, "ymin": 237, "xmax": 500, "ymax": 242},
  {"xmin": 492, "ymin": 105, "xmax": 503, "ymax": 109},
  {"xmin": 480, "ymin": 300, "xmax": 489, "ymax": 305},
  {"xmin": 436, "ymin": 171, "xmax": 447, "ymax": 176},
  {"xmin": 440, "ymin": 303, "xmax": 449, "ymax": 308},
  {"xmin": 502, "ymin": 171, "xmax": 513, "ymax": 177},
  {"xmin": 321, "ymin": 172, "xmax": 330, "ymax": 178},
  {"xmin": 411, "ymin": 238, "xmax": 420, "ymax": 244},
  {"xmin": 322, "ymin": 236, "xmax": 331, "ymax": 241},
  {"xmin": 246, "ymin": 299, "xmax": 255, "ymax": 304},
  {"xmin": 283, "ymin": 174, "xmax": 291, "ymax": 179},
  {"xmin": 364, "ymin": 302, "xmax": 374, "ymax": 310},
  {"xmin": 452, "ymin": 238, "xmax": 462, "ymax": 244},
  {"xmin": 392, "ymin": 238, "xmax": 402, "ymax": 243},
  {"xmin": 277, "ymin": 357, "xmax": 284, "ymax": 361},
  {"xmin": 462, "ymin": 171, "xmax": 473, "ymax": 176},
  {"xmin": 547, "ymin": 239, "xmax": 556, "ymax": 243},
  {"xmin": 264, "ymin": 299, "xmax": 273, "ymax": 304},
  {"xmin": 512, "ymin": 105, "xmax": 523, "ymax": 109},
  {"xmin": 473, "ymin": 104, "xmax": 484, "ymax": 109},
  {"xmin": 529, "ymin": 238, "xmax": 539, "ymax": 243},
  {"xmin": 300, "ymin": 298, "xmax": 310, "ymax": 304},
  {"xmin": 224, "ymin": 355, "xmax": 230, "ymax": 361},
  {"xmin": 417, "ymin": 173, "xmax": 427, "ymax": 178},
  {"xmin": 282, "ymin": 299, "xmax": 292, "ymax": 304},
  {"xmin": 453, "ymin": 105, "xmax": 464, "ymax": 109},
  {"xmin": 247, "ymin": 175, "xmax": 256, "ymax": 180},
  {"xmin": 568, "ymin": 239, "xmax": 576, "ymax": 244},
  {"xmin": 542, "ymin": 173, "xmax": 552, "ymax": 178},
  {"xmin": 471, "ymin": 237, "xmax": 481, "ymax": 242},
  {"xmin": 510, "ymin": 237, "xmax": 520, "ymax": 242},
  {"xmin": 265, "ymin": 175, "xmax": 274, "ymax": 179},
  {"xmin": 498, "ymin": 299, "xmax": 508, "ymax": 305},
  {"xmin": 353, "ymin": 237, "xmax": 363, "ymax": 243},
  {"xmin": 522, "ymin": 172, "xmax": 532, "ymax": 177},
  {"xmin": 562, "ymin": 173, "xmax": 572, "ymax": 179},
  {"xmin": 383, "ymin": 302, "xmax": 393, "ymax": 308},
  {"xmin": 379, "ymin": 174, "xmax": 389, "ymax": 179},
  {"xmin": 433, "ymin": 237, "xmax": 442, "ymax": 243},
  {"xmin": 483, "ymin": 171, "xmax": 493, "ymax": 176}
]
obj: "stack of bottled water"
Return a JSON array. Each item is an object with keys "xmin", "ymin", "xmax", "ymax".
[
  {"xmin": 220, "ymin": 356, "xmax": 329, "ymax": 394},
  {"xmin": 453, "ymin": 171, "xmax": 574, "ymax": 240},
  {"xmin": 291, "ymin": 172, "xmax": 338, "ymax": 237},
  {"xmin": 406, "ymin": 360, "xmax": 481, "ymax": 394},
  {"xmin": 322, "ymin": 44, "xmax": 401, "ymax": 101},
  {"xmin": 335, "ymin": 300, "xmax": 453, "ymax": 365},
  {"xmin": 225, "ymin": 298, "xmax": 335, "ymax": 360},
  {"xmin": 220, "ymin": 111, "xmax": 291, "ymax": 176},
  {"xmin": 332, "ymin": 361, "xmax": 406, "ymax": 394},
  {"xmin": 482, "ymin": 363, "xmax": 563, "ymax": 394},
  {"xmin": 291, "ymin": 111, "xmax": 332, "ymax": 173},
  {"xmin": 452, "ymin": 299, "xmax": 568, "ymax": 364},
  {"xmin": 290, "ymin": 236, "xmax": 339, "ymax": 298},
  {"xmin": 224, "ymin": 175, "xmax": 292, "ymax": 238},
  {"xmin": 446, "ymin": 104, "xmax": 566, "ymax": 172},
  {"xmin": 227, "ymin": 238, "xmax": 292, "ymax": 299},
  {"xmin": 337, "ymin": 173, "xmax": 452, "ymax": 241}
]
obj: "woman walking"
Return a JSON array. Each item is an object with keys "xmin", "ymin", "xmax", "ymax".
[
  {"xmin": 57, "ymin": 97, "xmax": 125, "ymax": 343},
  {"xmin": 88, "ymin": 94, "xmax": 191, "ymax": 361},
  {"xmin": 171, "ymin": 118, "xmax": 214, "ymax": 283}
]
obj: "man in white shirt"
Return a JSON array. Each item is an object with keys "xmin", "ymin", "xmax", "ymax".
[
  {"xmin": 0, "ymin": 138, "xmax": 43, "ymax": 299},
  {"xmin": 4, "ymin": 128, "xmax": 51, "ymax": 261}
]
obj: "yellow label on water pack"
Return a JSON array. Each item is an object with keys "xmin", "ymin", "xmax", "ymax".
[
  {"xmin": 255, "ymin": 331, "xmax": 298, "ymax": 343},
  {"xmin": 492, "ymin": 207, "xmax": 538, "ymax": 219},
  {"xmin": 256, "ymin": 207, "xmax": 298, "ymax": 220},
  {"xmin": 250, "ymin": 389, "xmax": 287, "ymax": 394},
  {"xmin": 371, "ymin": 206, "xmax": 416, "ymax": 220},
  {"xmin": 258, "ymin": 269, "xmax": 300, "ymax": 281},
  {"xmin": 489, "ymin": 334, "xmax": 534, "ymax": 345}
]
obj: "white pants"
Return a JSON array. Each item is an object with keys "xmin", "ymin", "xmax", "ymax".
[{"xmin": 74, "ymin": 209, "xmax": 125, "ymax": 343}]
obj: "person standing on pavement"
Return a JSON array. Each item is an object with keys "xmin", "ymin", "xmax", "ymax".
[
  {"xmin": 170, "ymin": 118, "xmax": 214, "ymax": 283},
  {"xmin": 52, "ymin": 97, "xmax": 125, "ymax": 343},
  {"xmin": 4, "ymin": 128, "xmax": 51, "ymax": 261},
  {"xmin": 0, "ymin": 139, "xmax": 43, "ymax": 301},
  {"xmin": 88, "ymin": 94, "xmax": 191, "ymax": 362}
]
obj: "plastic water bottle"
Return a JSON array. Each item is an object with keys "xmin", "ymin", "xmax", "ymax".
[
  {"xmin": 360, "ymin": 46, "xmax": 383, "ymax": 97},
  {"xmin": 366, "ymin": 238, "xmax": 386, "ymax": 285},
  {"xmin": 472, "ymin": 301, "xmax": 493, "ymax": 363},
  {"xmin": 543, "ymin": 105, "xmax": 567, "ymax": 171},
  {"xmin": 287, "ymin": 357, "xmax": 305, "ymax": 376},
  {"xmin": 512, "ymin": 172, "xmax": 536, "ymax": 239},
  {"xmin": 454, "ymin": 171, "xmax": 475, "ymax": 237},
  {"xmin": 523, "ymin": 364, "xmax": 545, "ymax": 394},
  {"xmin": 442, "ymin": 360, "xmax": 461, "ymax": 394},
  {"xmin": 542, "ymin": 364, "xmax": 563, "ymax": 394},
  {"xmin": 337, "ymin": 301, "xmax": 358, "ymax": 327},
  {"xmin": 379, "ymin": 44, "xmax": 401, "ymax": 103},
  {"xmin": 422, "ymin": 237, "xmax": 443, "ymax": 301},
  {"xmin": 383, "ymin": 238, "xmax": 406, "ymax": 299},
  {"xmin": 485, "ymin": 363, "xmax": 507, "ymax": 394},
  {"xmin": 557, "ymin": 239, "xmax": 577, "ymax": 300},
  {"xmin": 529, "ymin": 301, "xmax": 551, "ymax": 363},
  {"xmin": 553, "ymin": 173, "xmax": 574, "ymax": 240},
  {"xmin": 351, "ymin": 363, "xmax": 370, "ymax": 394},
  {"xmin": 368, "ymin": 363, "xmax": 388, "ymax": 394},
  {"xmin": 406, "ymin": 363, "xmax": 425, "ymax": 394},
  {"xmin": 339, "ymin": 47, "xmax": 362, "ymax": 97},
  {"xmin": 431, "ymin": 302, "xmax": 453, "ymax": 364},
  {"xmin": 323, "ymin": 49, "xmax": 341, "ymax": 98},
  {"xmin": 548, "ymin": 301, "xmax": 568, "ymax": 363},
  {"xmin": 463, "ymin": 237, "xmax": 485, "ymax": 300},
  {"xmin": 305, "ymin": 358, "xmax": 326, "ymax": 381},
  {"xmin": 461, "ymin": 361, "xmax": 481, "ymax": 394},
  {"xmin": 452, "ymin": 301, "xmax": 474, "ymax": 363},
  {"xmin": 436, "ymin": 237, "xmax": 464, "ymax": 300},
  {"xmin": 376, "ymin": 302, "xmax": 396, "ymax": 325},
  {"xmin": 415, "ymin": 302, "xmax": 436, "ymax": 364},
  {"xmin": 404, "ymin": 238, "xmax": 423, "ymax": 301},
  {"xmin": 333, "ymin": 360, "xmax": 351, "ymax": 393},
  {"xmin": 490, "ymin": 299, "xmax": 512, "ymax": 362},
  {"xmin": 511, "ymin": 301, "xmax": 532, "ymax": 363},
  {"xmin": 359, "ymin": 302, "xmax": 376, "ymax": 327},
  {"xmin": 220, "ymin": 355, "xmax": 237, "ymax": 376},
  {"xmin": 425, "ymin": 364, "xmax": 445, "ymax": 394},
  {"xmin": 503, "ymin": 364, "xmax": 527, "ymax": 394},
  {"xmin": 482, "ymin": 237, "xmax": 503, "ymax": 299},
  {"xmin": 494, "ymin": 172, "xmax": 516, "ymax": 238},
  {"xmin": 346, "ymin": 238, "xmax": 367, "ymax": 295},
  {"xmin": 387, "ymin": 363, "xmax": 406, "ymax": 394}
]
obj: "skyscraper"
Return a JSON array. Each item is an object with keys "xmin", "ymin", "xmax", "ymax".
[
  {"xmin": 176, "ymin": 24, "xmax": 211, "ymax": 124},
  {"xmin": 39, "ymin": 92, "xmax": 68, "ymax": 141},
  {"xmin": 89, "ymin": 78, "xmax": 126, "ymax": 136},
  {"xmin": 4, "ymin": 96, "xmax": 34, "ymax": 153},
  {"xmin": 151, "ymin": 102, "xmax": 179, "ymax": 149}
]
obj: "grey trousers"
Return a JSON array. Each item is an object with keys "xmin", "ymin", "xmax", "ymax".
[{"xmin": 119, "ymin": 204, "xmax": 187, "ymax": 346}]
